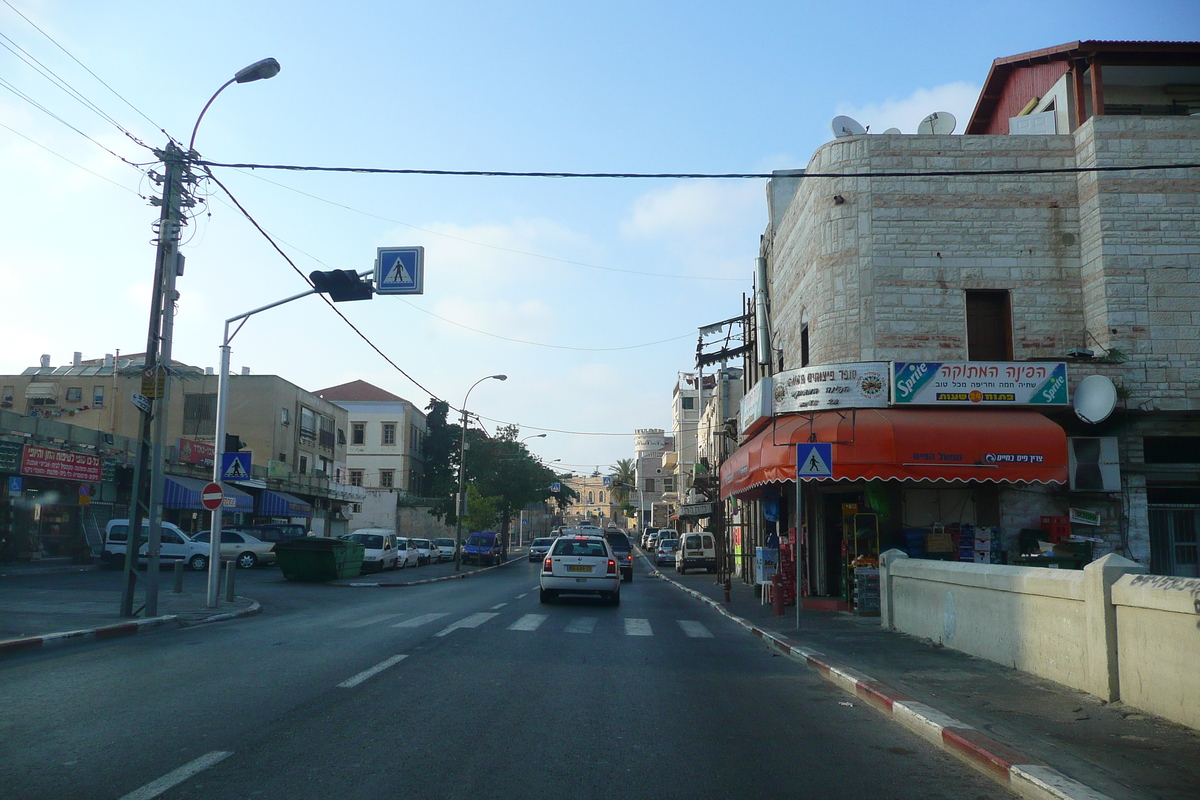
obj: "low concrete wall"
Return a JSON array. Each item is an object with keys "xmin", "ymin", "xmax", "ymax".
[
  {"xmin": 879, "ymin": 550, "xmax": 1200, "ymax": 731},
  {"xmin": 1111, "ymin": 574, "xmax": 1200, "ymax": 731}
]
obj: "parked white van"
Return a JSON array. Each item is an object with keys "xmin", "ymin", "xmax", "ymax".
[
  {"xmin": 676, "ymin": 531, "xmax": 717, "ymax": 574},
  {"xmin": 341, "ymin": 529, "xmax": 399, "ymax": 571},
  {"xmin": 102, "ymin": 519, "xmax": 210, "ymax": 570}
]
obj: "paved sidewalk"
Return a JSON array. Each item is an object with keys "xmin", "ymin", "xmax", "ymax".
[{"xmin": 652, "ymin": 554, "xmax": 1200, "ymax": 800}]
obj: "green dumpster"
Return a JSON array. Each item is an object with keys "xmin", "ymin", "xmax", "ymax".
[{"xmin": 274, "ymin": 537, "xmax": 365, "ymax": 581}]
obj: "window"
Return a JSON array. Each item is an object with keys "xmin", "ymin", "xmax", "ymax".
[
  {"xmin": 92, "ymin": 386, "xmax": 105, "ymax": 408},
  {"xmin": 318, "ymin": 415, "xmax": 335, "ymax": 449},
  {"xmin": 337, "ymin": 428, "xmax": 346, "ymax": 446},
  {"xmin": 351, "ymin": 422, "xmax": 365, "ymax": 445},
  {"xmin": 682, "ymin": 396, "xmax": 695, "ymax": 410},
  {"xmin": 1145, "ymin": 437, "xmax": 1200, "ymax": 464},
  {"xmin": 382, "ymin": 422, "xmax": 397, "ymax": 446},
  {"xmin": 299, "ymin": 407, "xmax": 317, "ymax": 441},
  {"xmin": 65, "ymin": 387, "xmax": 82, "ymax": 402},
  {"xmin": 352, "ymin": 503, "xmax": 362, "ymax": 514},
  {"xmin": 1149, "ymin": 508, "xmax": 1199, "ymax": 578},
  {"xmin": 1, "ymin": 385, "xmax": 13, "ymax": 404},
  {"xmin": 965, "ymin": 290, "xmax": 1012, "ymax": 361},
  {"xmin": 349, "ymin": 469, "xmax": 364, "ymax": 487},
  {"xmin": 664, "ymin": 477, "xmax": 675, "ymax": 492},
  {"xmin": 298, "ymin": 454, "xmax": 309, "ymax": 474},
  {"xmin": 800, "ymin": 323, "xmax": 810, "ymax": 368},
  {"xmin": 318, "ymin": 456, "xmax": 332, "ymax": 476},
  {"xmin": 644, "ymin": 478, "xmax": 655, "ymax": 492},
  {"xmin": 281, "ymin": 407, "xmax": 290, "ymax": 425},
  {"xmin": 380, "ymin": 470, "xmax": 395, "ymax": 488},
  {"xmin": 409, "ymin": 471, "xmax": 421, "ymax": 493},
  {"xmin": 183, "ymin": 393, "xmax": 217, "ymax": 436},
  {"xmin": 599, "ymin": 491, "xmax": 605, "ymax": 503},
  {"xmin": 587, "ymin": 491, "xmax": 594, "ymax": 504}
]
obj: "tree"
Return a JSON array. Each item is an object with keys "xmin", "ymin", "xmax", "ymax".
[
  {"xmin": 608, "ymin": 458, "xmax": 636, "ymax": 505},
  {"xmin": 421, "ymin": 399, "xmax": 458, "ymax": 522},
  {"xmin": 463, "ymin": 485, "xmax": 500, "ymax": 532}
]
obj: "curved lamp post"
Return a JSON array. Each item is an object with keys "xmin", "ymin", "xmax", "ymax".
[
  {"xmin": 190, "ymin": 58, "xmax": 281, "ymax": 151},
  {"xmin": 455, "ymin": 375, "xmax": 507, "ymax": 571}
]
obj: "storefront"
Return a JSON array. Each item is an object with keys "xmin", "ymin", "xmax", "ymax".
[
  {"xmin": 1, "ymin": 442, "xmax": 105, "ymax": 561},
  {"xmin": 162, "ymin": 474, "xmax": 255, "ymax": 535},
  {"xmin": 258, "ymin": 489, "xmax": 312, "ymax": 522}
]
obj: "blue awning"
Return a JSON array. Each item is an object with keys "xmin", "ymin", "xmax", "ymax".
[
  {"xmin": 163, "ymin": 475, "xmax": 254, "ymax": 512},
  {"xmin": 259, "ymin": 490, "xmax": 312, "ymax": 519}
]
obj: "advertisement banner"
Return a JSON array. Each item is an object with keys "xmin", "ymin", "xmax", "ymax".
[
  {"xmin": 20, "ymin": 444, "xmax": 103, "ymax": 482},
  {"xmin": 739, "ymin": 375, "xmax": 773, "ymax": 439},
  {"xmin": 891, "ymin": 362, "xmax": 1068, "ymax": 406},
  {"xmin": 773, "ymin": 362, "xmax": 889, "ymax": 413},
  {"xmin": 177, "ymin": 438, "xmax": 215, "ymax": 467},
  {"xmin": 0, "ymin": 441, "xmax": 23, "ymax": 473}
]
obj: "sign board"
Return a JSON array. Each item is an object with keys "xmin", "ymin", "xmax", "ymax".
[
  {"xmin": 178, "ymin": 438, "xmax": 215, "ymax": 467},
  {"xmin": 739, "ymin": 375, "xmax": 773, "ymax": 439},
  {"xmin": 375, "ymin": 246, "xmax": 425, "ymax": 295},
  {"xmin": 891, "ymin": 362, "xmax": 1068, "ymax": 406},
  {"xmin": 21, "ymin": 444, "xmax": 103, "ymax": 482},
  {"xmin": 8, "ymin": 476, "xmax": 23, "ymax": 496},
  {"xmin": 679, "ymin": 502, "xmax": 714, "ymax": 518},
  {"xmin": 0, "ymin": 441, "xmax": 23, "ymax": 473},
  {"xmin": 78, "ymin": 484, "xmax": 91, "ymax": 506},
  {"xmin": 603, "ymin": 476, "xmax": 612, "ymax": 487},
  {"xmin": 130, "ymin": 392, "xmax": 151, "ymax": 414},
  {"xmin": 141, "ymin": 367, "xmax": 166, "ymax": 399},
  {"xmin": 1070, "ymin": 508, "xmax": 1101, "ymax": 526},
  {"xmin": 773, "ymin": 363, "xmax": 889, "ymax": 414},
  {"xmin": 201, "ymin": 482, "xmax": 224, "ymax": 511},
  {"xmin": 551, "ymin": 482, "xmax": 561, "ymax": 493},
  {"xmin": 221, "ymin": 452, "xmax": 252, "ymax": 481},
  {"xmin": 796, "ymin": 442, "xmax": 833, "ymax": 479}
]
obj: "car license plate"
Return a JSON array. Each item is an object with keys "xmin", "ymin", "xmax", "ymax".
[{"xmin": 567, "ymin": 564, "xmax": 592, "ymax": 573}]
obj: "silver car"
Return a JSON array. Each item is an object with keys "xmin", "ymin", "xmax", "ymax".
[
  {"xmin": 654, "ymin": 538, "xmax": 679, "ymax": 567},
  {"xmin": 528, "ymin": 537, "xmax": 555, "ymax": 562},
  {"xmin": 539, "ymin": 534, "xmax": 621, "ymax": 606}
]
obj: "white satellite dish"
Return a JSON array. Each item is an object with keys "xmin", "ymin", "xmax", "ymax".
[
  {"xmin": 1073, "ymin": 375, "xmax": 1118, "ymax": 424},
  {"xmin": 917, "ymin": 111, "xmax": 956, "ymax": 135},
  {"xmin": 882, "ymin": 127, "xmax": 901, "ymax": 135},
  {"xmin": 831, "ymin": 115, "xmax": 867, "ymax": 138},
  {"xmin": 117, "ymin": 358, "xmax": 132, "ymax": 370}
]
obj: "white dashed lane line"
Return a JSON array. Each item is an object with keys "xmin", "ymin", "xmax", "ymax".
[
  {"xmin": 391, "ymin": 613, "xmax": 449, "ymax": 628},
  {"xmin": 434, "ymin": 612, "xmax": 499, "ymax": 637},
  {"xmin": 490, "ymin": 603, "xmax": 508, "ymax": 609},
  {"xmin": 118, "ymin": 751, "xmax": 232, "ymax": 800},
  {"xmin": 338, "ymin": 655, "xmax": 409, "ymax": 688}
]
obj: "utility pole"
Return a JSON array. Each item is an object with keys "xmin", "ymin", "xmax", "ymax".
[{"xmin": 121, "ymin": 143, "xmax": 194, "ymax": 618}]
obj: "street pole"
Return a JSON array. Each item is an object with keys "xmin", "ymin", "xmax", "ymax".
[{"xmin": 453, "ymin": 374, "xmax": 507, "ymax": 572}]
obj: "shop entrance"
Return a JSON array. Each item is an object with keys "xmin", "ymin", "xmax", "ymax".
[{"xmin": 816, "ymin": 491, "xmax": 862, "ymax": 599}]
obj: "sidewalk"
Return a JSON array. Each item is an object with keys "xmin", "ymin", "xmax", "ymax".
[{"xmin": 654, "ymin": 556, "xmax": 1200, "ymax": 800}]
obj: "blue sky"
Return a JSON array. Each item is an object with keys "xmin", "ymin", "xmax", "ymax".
[{"xmin": 0, "ymin": 0, "xmax": 1194, "ymax": 472}]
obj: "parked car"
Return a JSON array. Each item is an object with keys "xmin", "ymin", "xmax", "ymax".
[
  {"xmin": 339, "ymin": 529, "xmax": 398, "ymax": 571},
  {"xmin": 102, "ymin": 519, "xmax": 210, "ymax": 571},
  {"xmin": 432, "ymin": 537, "xmax": 457, "ymax": 562},
  {"xmin": 640, "ymin": 528, "xmax": 659, "ymax": 548},
  {"xmin": 191, "ymin": 529, "xmax": 278, "ymax": 569},
  {"xmin": 395, "ymin": 536, "xmax": 420, "ymax": 568},
  {"xmin": 677, "ymin": 531, "xmax": 717, "ymax": 574},
  {"xmin": 655, "ymin": 538, "xmax": 679, "ymax": 567},
  {"xmin": 227, "ymin": 523, "xmax": 309, "ymax": 545},
  {"xmin": 604, "ymin": 530, "xmax": 634, "ymax": 582},
  {"xmin": 412, "ymin": 538, "xmax": 435, "ymax": 566},
  {"xmin": 528, "ymin": 537, "xmax": 555, "ymax": 561},
  {"xmin": 462, "ymin": 532, "xmax": 503, "ymax": 566},
  {"xmin": 539, "ymin": 534, "xmax": 621, "ymax": 606}
]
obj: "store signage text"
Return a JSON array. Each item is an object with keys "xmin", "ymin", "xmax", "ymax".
[
  {"xmin": 178, "ymin": 438, "xmax": 215, "ymax": 467},
  {"xmin": 21, "ymin": 444, "xmax": 103, "ymax": 482},
  {"xmin": 891, "ymin": 362, "xmax": 1068, "ymax": 406},
  {"xmin": 739, "ymin": 376, "xmax": 773, "ymax": 439},
  {"xmin": 773, "ymin": 362, "xmax": 889, "ymax": 413}
]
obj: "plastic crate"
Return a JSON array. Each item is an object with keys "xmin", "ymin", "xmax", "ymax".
[{"xmin": 1040, "ymin": 515, "xmax": 1070, "ymax": 543}]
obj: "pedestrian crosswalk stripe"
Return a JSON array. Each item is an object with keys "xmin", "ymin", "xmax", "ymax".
[
  {"xmin": 391, "ymin": 612, "xmax": 449, "ymax": 628},
  {"xmin": 435, "ymin": 612, "xmax": 498, "ymax": 637},
  {"xmin": 624, "ymin": 618, "xmax": 653, "ymax": 637},
  {"xmin": 490, "ymin": 603, "xmax": 508, "ymax": 609},
  {"xmin": 565, "ymin": 616, "xmax": 597, "ymax": 634},
  {"xmin": 509, "ymin": 614, "xmax": 548, "ymax": 631},
  {"xmin": 338, "ymin": 613, "xmax": 405, "ymax": 629},
  {"xmin": 677, "ymin": 620, "xmax": 713, "ymax": 638}
]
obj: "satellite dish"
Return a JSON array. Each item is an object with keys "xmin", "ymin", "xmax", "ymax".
[
  {"xmin": 1073, "ymin": 375, "xmax": 1118, "ymax": 424},
  {"xmin": 917, "ymin": 111, "xmax": 957, "ymax": 135},
  {"xmin": 882, "ymin": 127, "xmax": 901, "ymax": 135},
  {"xmin": 117, "ymin": 358, "xmax": 132, "ymax": 370},
  {"xmin": 831, "ymin": 115, "xmax": 867, "ymax": 138}
]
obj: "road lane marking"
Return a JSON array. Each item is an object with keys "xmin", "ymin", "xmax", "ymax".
[
  {"xmin": 337, "ymin": 613, "xmax": 405, "ymax": 629},
  {"xmin": 565, "ymin": 616, "xmax": 598, "ymax": 634},
  {"xmin": 338, "ymin": 654, "xmax": 409, "ymax": 688},
  {"xmin": 624, "ymin": 618, "xmax": 653, "ymax": 636},
  {"xmin": 516, "ymin": 593, "xmax": 529, "ymax": 599},
  {"xmin": 391, "ymin": 613, "xmax": 449, "ymax": 628},
  {"xmin": 118, "ymin": 751, "xmax": 232, "ymax": 800},
  {"xmin": 490, "ymin": 603, "xmax": 508, "ymax": 609},
  {"xmin": 678, "ymin": 620, "xmax": 714, "ymax": 638},
  {"xmin": 434, "ymin": 612, "xmax": 498, "ymax": 637},
  {"xmin": 509, "ymin": 614, "xmax": 548, "ymax": 631}
]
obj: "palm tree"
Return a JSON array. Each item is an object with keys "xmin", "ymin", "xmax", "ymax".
[{"xmin": 609, "ymin": 458, "xmax": 636, "ymax": 505}]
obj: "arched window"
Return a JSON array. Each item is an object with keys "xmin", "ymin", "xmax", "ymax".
[
  {"xmin": 588, "ymin": 491, "xmax": 594, "ymax": 504},
  {"xmin": 599, "ymin": 491, "xmax": 605, "ymax": 503}
]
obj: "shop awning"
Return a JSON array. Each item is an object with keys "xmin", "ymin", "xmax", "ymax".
[
  {"xmin": 163, "ymin": 475, "xmax": 254, "ymax": 512},
  {"xmin": 720, "ymin": 408, "xmax": 1068, "ymax": 498},
  {"xmin": 25, "ymin": 382, "xmax": 58, "ymax": 399},
  {"xmin": 259, "ymin": 490, "xmax": 312, "ymax": 519}
]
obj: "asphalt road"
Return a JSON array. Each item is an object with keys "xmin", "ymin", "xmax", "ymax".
[{"xmin": 0, "ymin": 558, "xmax": 1008, "ymax": 800}]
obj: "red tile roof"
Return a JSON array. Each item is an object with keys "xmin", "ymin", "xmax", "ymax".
[{"xmin": 316, "ymin": 379, "xmax": 407, "ymax": 403}]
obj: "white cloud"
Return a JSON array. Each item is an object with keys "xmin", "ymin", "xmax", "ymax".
[
  {"xmin": 834, "ymin": 81, "xmax": 981, "ymax": 135},
  {"xmin": 621, "ymin": 181, "xmax": 760, "ymax": 239}
]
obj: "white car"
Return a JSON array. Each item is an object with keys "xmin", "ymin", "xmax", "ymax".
[
  {"xmin": 192, "ymin": 529, "xmax": 278, "ymax": 569},
  {"xmin": 395, "ymin": 536, "xmax": 420, "ymax": 568},
  {"xmin": 432, "ymin": 538, "xmax": 457, "ymax": 562},
  {"xmin": 339, "ymin": 529, "xmax": 399, "ymax": 571},
  {"xmin": 102, "ymin": 519, "xmax": 211, "ymax": 571},
  {"xmin": 412, "ymin": 538, "xmax": 435, "ymax": 566},
  {"xmin": 539, "ymin": 534, "xmax": 621, "ymax": 606},
  {"xmin": 676, "ymin": 531, "xmax": 717, "ymax": 574}
]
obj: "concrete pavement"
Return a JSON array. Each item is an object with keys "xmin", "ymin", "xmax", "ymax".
[{"xmin": 649, "ymin": 550, "xmax": 1200, "ymax": 800}]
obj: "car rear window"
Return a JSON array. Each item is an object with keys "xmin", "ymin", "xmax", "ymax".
[
  {"xmin": 660, "ymin": 539, "xmax": 678, "ymax": 548},
  {"xmin": 346, "ymin": 534, "xmax": 384, "ymax": 548},
  {"xmin": 703, "ymin": 535, "xmax": 714, "ymax": 548},
  {"xmin": 683, "ymin": 534, "xmax": 701, "ymax": 548},
  {"xmin": 553, "ymin": 540, "xmax": 608, "ymax": 557},
  {"xmin": 605, "ymin": 533, "xmax": 631, "ymax": 551}
]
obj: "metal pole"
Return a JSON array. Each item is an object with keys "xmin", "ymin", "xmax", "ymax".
[
  {"xmin": 207, "ymin": 338, "xmax": 231, "ymax": 607},
  {"xmin": 796, "ymin": 474, "xmax": 803, "ymax": 630},
  {"xmin": 454, "ymin": 405, "xmax": 468, "ymax": 572}
]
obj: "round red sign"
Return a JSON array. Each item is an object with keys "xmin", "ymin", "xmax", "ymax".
[{"xmin": 200, "ymin": 482, "xmax": 224, "ymax": 511}]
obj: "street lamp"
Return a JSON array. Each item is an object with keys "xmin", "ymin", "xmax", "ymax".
[
  {"xmin": 521, "ymin": 433, "xmax": 547, "ymax": 444},
  {"xmin": 121, "ymin": 58, "xmax": 281, "ymax": 618},
  {"xmin": 455, "ymin": 375, "xmax": 507, "ymax": 571}
]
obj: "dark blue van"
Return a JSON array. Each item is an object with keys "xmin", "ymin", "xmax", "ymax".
[{"xmin": 462, "ymin": 531, "xmax": 503, "ymax": 565}]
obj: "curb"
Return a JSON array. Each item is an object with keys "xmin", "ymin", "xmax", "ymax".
[
  {"xmin": 649, "ymin": 556, "xmax": 1113, "ymax": 800},
  {"xmin": 177, "ymin": 599, "xmax": 263, "ymax": 628},
  {"xmin": 338, "ymin": 554, "xmax": 525, "ymax": 588}
]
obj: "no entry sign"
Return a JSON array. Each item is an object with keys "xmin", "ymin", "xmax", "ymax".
[{"xmin": 201, "ymin": 482, "xmax": 224, "ymax": 511}]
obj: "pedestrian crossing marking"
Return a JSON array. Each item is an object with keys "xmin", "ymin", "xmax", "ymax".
[
  {"xmin": 434, "ymin": 612, "xmax": 498, "ymax": 637},
  {"xmin": 509, "ymin": 614, "xmax": 548, "ymax": 631},
  {"xmin": 564, "ymin": 616, "xmax": 598, "ymax": 634},
  {"xmin": 490, "ymin": 603, "xmax": 508, "ymax": 609},
  {"xmin": 392, "ymin": 612, "xmax": 449, "ymax": 628},
  {"xmin": 624, "ymin": 618, "xmax": 653, "ymax": 637},
  {"xmin": 678, "ymin": 620, "xmax": 713, "ymax": 638},
  {"xmin": 338, "ymin": 613, "xmax": 405, "ymax": 629}
]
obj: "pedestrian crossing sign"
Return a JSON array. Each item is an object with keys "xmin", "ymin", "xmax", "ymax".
[
  {"xmin": 375, "ymin": 246, "xmax": 424, "ymax": 295},
  {"xmin": 796, "ymin": 442, "xmax": 833, "ymax": 478},
  {"xmin": 221, "ymin": 452, "xmax": 252, "ymax": 481}
]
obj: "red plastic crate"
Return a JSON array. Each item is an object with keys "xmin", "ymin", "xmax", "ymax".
[{"xmin": 1040, "ymin": 515, "xmax": 1070, "ymax": 542}]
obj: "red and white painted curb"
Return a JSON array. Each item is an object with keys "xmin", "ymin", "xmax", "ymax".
[
  {"xmin": 342, "ymin": 554, "xmax": 526, "ymax": 588},
  {"xmin": 651, "ymin": 558, "xmax": 1113, "ymax": 800}
]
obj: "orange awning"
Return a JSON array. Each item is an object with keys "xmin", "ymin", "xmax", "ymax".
[{"xmin": 720, "ymin": 408, "xmax": 1068, "ymax": 498}]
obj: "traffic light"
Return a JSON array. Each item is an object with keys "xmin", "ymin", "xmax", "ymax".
[
  {"xmin": 225, "ymin": 433, "xmax": 246, "ymax": 452},
  {"xmin": 309, "ymin": 270, "xmax": 373, "ymax": 302}
]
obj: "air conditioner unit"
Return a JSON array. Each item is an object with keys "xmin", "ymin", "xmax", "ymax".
[{"xmin": 1068, "ymin": 437, "xmax": 1120, "ymax": 492}]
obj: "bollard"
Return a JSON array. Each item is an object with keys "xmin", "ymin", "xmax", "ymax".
[
  {"xmin": 224, "ymin": 559, "xmax": 236, "ymax": 602},
  {"xmin": 724, "ymin": 577, "xmax": 731, "ymax": 604},
  {"xmin": 771, "ymin": 572, "xmax": 785, "ymax": 617},
  {"xmin": 173, "ymin": 561, "xmax": 184, "ymax": 593}
]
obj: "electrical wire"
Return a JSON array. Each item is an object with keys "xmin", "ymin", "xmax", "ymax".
[{"xmin": 0, "ymin": 120, "xmax": 144, "ymax": 195}]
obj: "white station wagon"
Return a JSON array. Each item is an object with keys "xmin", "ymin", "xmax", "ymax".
[{"xmin": 539, "ymin": 534, "xmax": 621, "ymax": 606}]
